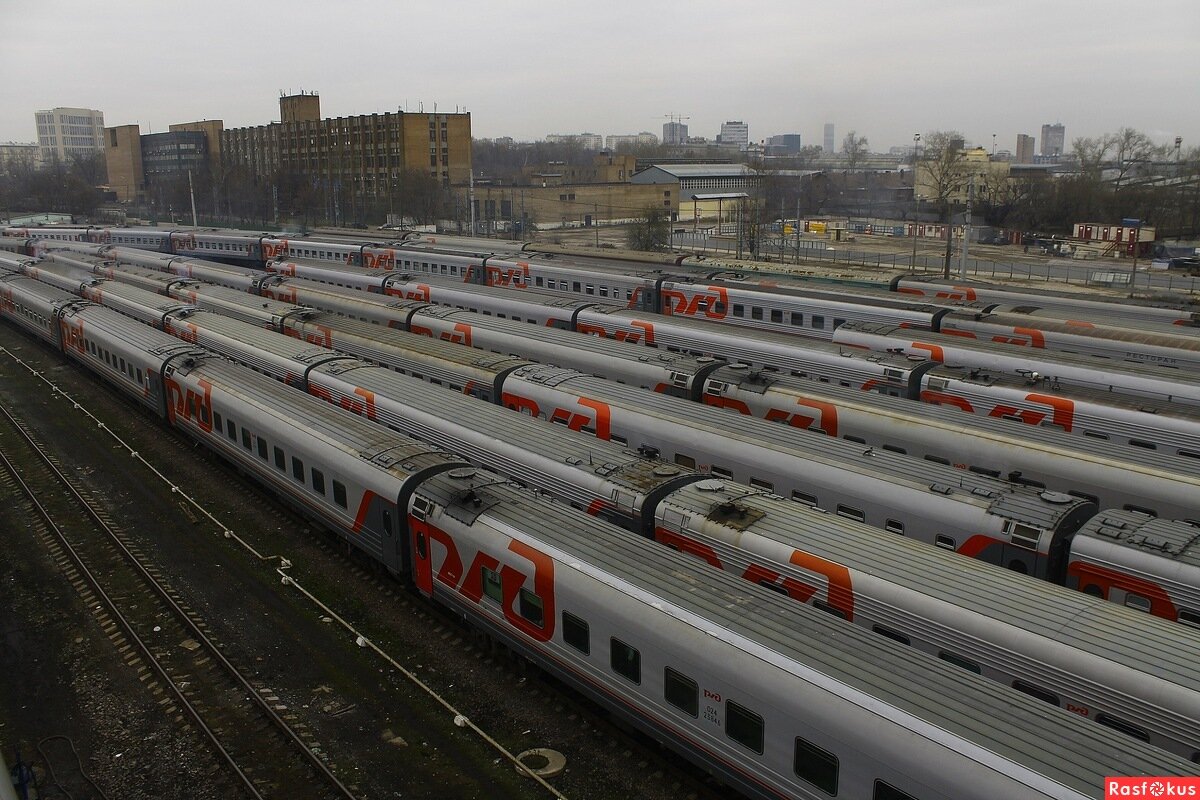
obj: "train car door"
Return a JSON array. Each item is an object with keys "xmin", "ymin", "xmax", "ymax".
[{"xmin": 409, "ymin": 497, "xmax": 434, "ymax": 595}]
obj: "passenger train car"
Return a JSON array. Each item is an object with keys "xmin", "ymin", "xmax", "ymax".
[
  {"xmin": 832, "ymin": 322, "xmax": 1200, "ymax": 406},
  {"xmin": 5, "ymin": 266, "xmax": 1200, "ymax": 765},
  {"xmin": 4, "ymin": 274, "xmax": 1194, "ymax": 798},
  {"xmin": 891, "ymin": 274, "xmax": 1200, "ymax": 328}
]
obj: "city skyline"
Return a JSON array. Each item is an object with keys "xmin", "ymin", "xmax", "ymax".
[{"xmin": 2, "ymin": 0, "xmax": 1197, "ymax": 156}]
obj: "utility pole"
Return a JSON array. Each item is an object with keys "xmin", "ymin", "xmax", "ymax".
[
  {"xmin": 959, "ymin": 175, "xmax": 973, "ymax": 279},
  {"xmin": 188, "ymin": 170, "xmax": 198, "ymax": 227},
  {"xmin": 911, "ymin": 133, "xmax": 921, "ymax": 269},
  {"xmin": 469, "ymin": 170, "xmax": 476, "ymax": 236}
]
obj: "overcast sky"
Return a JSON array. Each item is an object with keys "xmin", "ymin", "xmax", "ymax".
[{"xmin": 5, "ymin": 0, "xmax": 1197, "ymax": 155}]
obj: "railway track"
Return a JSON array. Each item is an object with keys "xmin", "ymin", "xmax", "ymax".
[{"xmin": 0, "ymin": 402, "xmax": 359, "ymax": 800}]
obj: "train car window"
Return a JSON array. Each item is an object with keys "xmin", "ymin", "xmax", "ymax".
[
  {"xmin": 257, "ymin": 438, "xmax": 268, "ymax": 460},
  {"xmin": 562, "ymin": 612, "xmax": 590, "ymax": 655},
  {"xmin": 136, "ymin": 367, "xmax": 143, "ymax": 385},
  {"xmin": 1012, "ymin": 475, "xmax": 1046, "ymax": 489},
  {"xmin": 924, "ymin": 454, "xmax": 951, "ymax": 465},
  {"xmin": 1122, "ymin": 504, "xmax": 1157, "ymax": 517},
  {"xmin": 333, "ymin": 481, "xmax": 347, "ymax": 509},
  {"xmin": 843, "ymin": 435, "xmax": 866, "ymax": 444},
  {"xmin": 733, "ymin": 304, "xmax": 744, "ymax": 317},
  {"xmin": 836, "ymin": 505, "xmax": 865, "ymax": 523},
  {"xmin": 241, "ymin": 429, "xmax": 252, "ymax": 450},
  {"xmin": 585, "ymin": 284, "xmax": 595, "ymax": 295},
  {"xmin": 1012, "ymin": 680, "xmax": 1059, "ymax": 707},
  {"xmin": 812, "ymin": 315, "xmax": 825, "ymax": 329},
  {"xmin": 873, "ymin": 780, "xmax": 918, "ymax": 800},
  {"xmin": 1124, "ymin": 593, "xmax": 1151, "ymax": 614},
  {"xmin": 572, "ymin": 282, "xmax": 581, "ymax": 292},
  {"xmin": 833, "ymin": 318, "xmax": 846, "ymax": 330},
  {"xmin": 812, "ymin": 600, "xmax": 847, "ymax": 620},
  {"xmin": 792, "ymin": 491, "xmax": 818, "ymax": 507},
  {"xmin": 751, "ymin": 306, "xmax": 763, "ymax": 320},
  {"xmin": 535, "ymin": 277, "xmax": 544, "ymax": 287},
  {"xmin": 711, "ymin": 466, "xmax": 733, "ymax": 479},
  {"xmin": 664, "ymin": 668, "xmax": 699, "ymax": 717},
  {"xmin": 311, "ymin": 469, "xmax": 326, "ymax": 495},
  {"xmin": 969, "ymin": 465, "xmax": 1001, "ymax": 478},
  {"xmin": 1178, "ymin": 449, "xmax": 1200, "ymax": 460},
  {"xmin": 292, "ymin": 457, "xmax": 305, "ymax": 482},
  {"xmin": 519, "ymin": 589, "xmax": 544, "ymax": 626},
  {"xmin": 872, "ymin": 625, "xmax": 910, "ymax": 645},
  {"xmin": 935, "ymin": 535, "xmax": 956, "ymax": 550},
  {"xmin": 725, "ymin": 701, "xmax": 764, "ymax": 755},
  {"xmin": 1128, "ymin": 439, "xmax": 1156, "ymax": 450},
  {"xmin": 213, "ymin": 412, "xmax": 223, "ymax": 433},
  {"xmin": 610, "ymin": 638, "xmax": 641, "ymax": 684},
  {"xmin": 938, "ymin": 651, "xmax": 981, "ymax": 674},
  {"xmin": 881, "ymin": 444, "xmax": 906, "ymax": 454},
  {"xmin": 770, "ymin": 309, "xmax": 783, "ymax": 323},
  {"xmin": 675, "ymin": 453, "xmax": 696, "ymax": 469},
  {"xmin": 119, "ymin": 357, "xmax": 126, "ymax": 373},
  {"xmin": 226, "ymin": 419, "xmax": 237, "ymax": 441},
  {"xmin": 791, "ymin": 312, "xmax": 804, "ymax": 326},
  {"xmin": 793, "ymin": 736, "xmax": 837, "ymax": 793},
  {"xmin": 481, "ymin": 567, "xmax": 502, "ymax": 602},
  {"xmin": 1180, "ymin": 610, "xmax": 1200, "ymax": 630},
  {"xmin": 749, "ymin": 477, "xmax": 774, "ymax": 492},
  {"xmin": 885, "ymin": 519, "xmax": 905, "ymax": 535},
  {"xmin": 274, "ymin": 447, "xmax": 285, "ymax": 470},
  {"xmin": 1095, "ymin": 713, "xmax": 1150, "ymax": 742},
  {"xmin": 1083, "ymin": 429, "xmax": 1109, "ymax": 440}
]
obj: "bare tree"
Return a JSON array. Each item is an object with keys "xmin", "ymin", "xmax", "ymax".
[
  {"xmin": 842, "ymin": 131, "xmax": 869, "ymax": 173},
  {"xmin": 917, "ymin": 131, "xmax": 971, "ymax": 277}
]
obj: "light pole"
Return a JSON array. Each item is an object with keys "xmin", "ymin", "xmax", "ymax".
[
  {"xmin": 911, "ymin": 133, "xmax": 921, "ymax": 267},
  {"xmin": 1176, "ymin": 137, "xmax": 1184, "ymax": 238}
]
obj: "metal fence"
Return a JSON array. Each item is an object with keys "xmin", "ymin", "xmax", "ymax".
[{"xmin": 671, "ymin": 233, "xmax": 1200, "ymax": 294}]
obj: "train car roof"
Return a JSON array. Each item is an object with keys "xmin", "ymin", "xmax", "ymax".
[
  {"xmin": 848, "ymin": 321, "xmax": 1200, "ymax": 386},
  {"xmin": 740, "ymin": 368, "xmax": 1200, "ymax": 474},
  {"xmin": 452, "ymin": 474, "xmax": 1191, "ymax": 791},
  {"xmin": 510, "ymin": 365, "xmax": 1089, "ymax": 529},
  {"xmin": 661, "ymin": 480, "xmax": 1200, "ymax": 689},
  {"xmin": 1077, "ymin": 511, "xmax": 1200, "ymax": 568}
]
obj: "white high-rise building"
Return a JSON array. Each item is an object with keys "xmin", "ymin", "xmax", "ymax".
[
  {"xmin": 719, "ymin": 120, "xmax": 749, "ymax": 150},
  {"xmin": 35, "ymin": 107, "xmax": 105, "ymax": 162},
  {"xmin": 823, "ymin": 123, "xmax": 835, "ymax": 154}
]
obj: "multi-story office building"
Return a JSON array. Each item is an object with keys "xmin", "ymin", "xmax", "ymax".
[
  {"xmin": 718, "ymin": 121, "xmax": 749, "ymax": 149},
  {"xmin": 663, "ymin": 121, "xmax": 689, "ymax": 146},
  {"xmin": 35, "ymin": 107, "xmax": 105, "ymax": 162},
  {"xmin": 220, "ymin": 93, "xmax": 473, "ymax": 196},
  {"xmin": 104, "ymin": 124, "xmax": 212, "ymax": 203},
  {"xmin": 1040, "ymin": 123, "xmax": 1066, "ymax": 157},
  {"xmin": 823, "ymin": 123, "xmax": 835, "ymax": 154},
  {"xmin": 605, "ymin": 132, "xmax": 659, "ymax": 150},
  {"xmin": 545, "ymin": 133, "xmax": 604, "ymax": 150},
  {"xmin": 766, "ymin": 134, "xmax": 803, "ymax": 155},
  {"xmin": 0, "ymin": 142, "xmax": 40, "ymax": 169},
  {"xmin": 1015, "ymin": 134, "xmax": 1036, "ymax": 163}
]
